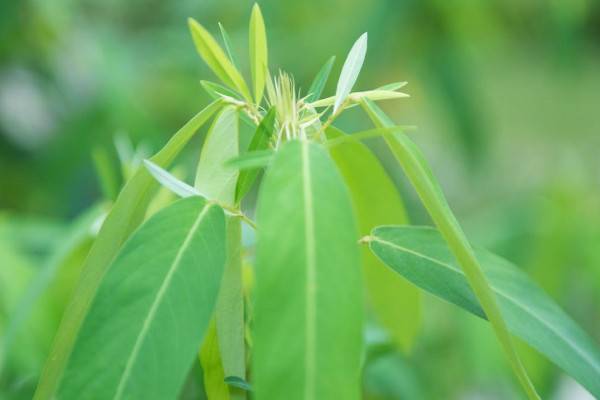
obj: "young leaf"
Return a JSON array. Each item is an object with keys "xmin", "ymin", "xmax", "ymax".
[
  {"xmin": 367, "ymin": 226, "xmax": 600, "ymax": 398},
  {"xmin": 34, "ymin": 100, "xmax": 223, "ymax": 400},
  {"xmin": 143, "ymin": 159, "xmax": 203, "ymax": 198},
  {"xmin": 306, "ymin": 56, "xmax": 335, "ymax": 102},
  {"xmin": 235, "ymin": 108, "xmax": 276, "ymax": 203},
  {"xmin": 219, "ymin": 22, "xmax": 238, "ymax": 68},
  {"xmin": 249, "ymin": 3, "xmax": 268, "ymax": 104},
  {"xmin": 189, "ymin": 18, "xmax": 252, "ymax": 102},
  {"xmin": 57, "ymin": 197, "xmax": 226, "ymax": 399},
  {"xmin": 226, "ymin": 149, "xmax": 274, "ymax": 171},
  {"xmin": 361, "ymin": 99, "xmax": 540, "ymax": 400},
  {"xmin": 195, "ymin": 106, "xmax": 239, "ymax": 207},
  {"xmin": 333, "ymin": 33, "xmax": 368, "ymax": 113},
  {"xmin": 253, "ymin": 140, "xmax": 363, "ymax": 400},
  {"xmin": 311, "ymin": 89, "xmax": 408, "ymax": 108},
  {"xmin": 326, "ymin": 126, "xmax": 420, "ymax": 351}
]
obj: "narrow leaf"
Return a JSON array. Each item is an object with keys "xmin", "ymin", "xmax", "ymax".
[
  {"xmin": 143, "ymin": 159, "xmax": 202, "ymax": 198},
  {"xmin": 333, "ymin": 33, "xmax": 368, "ymax": 113},
  {"xmin": 235, "ymin": 108, "xmax": 276, "ymax": 203},
  {"xmin": 326, "ymin": 126, "xmax": 420, "ymax": 351},
  {"xmin": 325, "ymin": 125, "xmax": 413, "ymax": 148},
  {"xmin": 311, "ymin": 89, "xmax": 408, "ymax": 108},
  {"xmin": 57, "ymin": 197, "xmax": 226, "ymax": 399},
  {"xmin": 189, "ymin": 18, "xmax": 252, "ymax": 102},
  {"xmin": 34, "ymin": 100, "xmax": 222, "ymax": 400},
  {"xmin": 201, "ymin": 80, "xmax": 243, "ymax": 101},
  {"xmin": 361, "ymin": 99, "xmax": 539, "ymax": 400},
  {"xmin": 249, "ymin": 3, "xmax": 268, "ymax": 104},
  {"xmin": 225, "ymin": 150, "xmax": 274, "ymax": 171},
  {"xmin": 219, "ymin": 22, "xmax": 238, "ymax": 68},
  {"xmin": 200, "ymin": 320, "xmax": 231, "ymax": 400},
  {"xmin": 253, "ymin": 140, "xmax": 363, "ymax": 399},
  {"xmin": 195, "ymin": 106, "xmax": 239, "ymax": 207},
  {"xmin": 368, "ymin": 226, "xmax": 600, "ymax": 398},
  {"xmin": 377, "ymin": 81, "xmax": 408, "ymax": 91},
  {"xmin": 306, "ymin": 56, "xmax": 335, "ymax": 102}
]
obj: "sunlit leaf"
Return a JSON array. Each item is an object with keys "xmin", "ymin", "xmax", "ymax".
[
  {"xmin": 235, "ymin": 108, "xmax": 276, "ymax": 203},
  {"xmin": 253, "ymin": 140, "xmax": 363, "ymax": 399},
  {"xmin": 377, "ymin": 81, "xmax": 408, "ymax": 91},
  {"xmin": 333, "ymin": 33, "xmax": 367, "ymax": 113},
  {"xmin": 195, "ymin": 106, "xmax": 239, "ymax": 207},
  {"xmin": 326, "ymin": 126, "xmax": 420, "ymax": 351},
  {"xmin": 368, "ymin": 225, "xmax": 600, "ymax": 398},
  {"xmin": 189, "ymin": 18, "xmax": 252, "ymax": 102},
  {"xmin": 144, "ymin": 160, "xmax": 203, "ymax": 199},
  {"xmin": 249, "ymin": 3, "xmax": 268, "ymax": 104},
  {"xmin": 311, "ymin": 89, "xmax": 408, "ymax": 108},
  {"xmin": 34, "ymin": 100, "xmax": 223, "ymax": 400},
  {"xmin": 57, "ymin": 197, "xmax": 226, "ymax": 399},
  {"xmin": 361, "ymin": 98, "xmax": 540, "ymax": 400},
  {"xmin": 306, "ymin": 56, "xmax": 335, "ymax": 102}
]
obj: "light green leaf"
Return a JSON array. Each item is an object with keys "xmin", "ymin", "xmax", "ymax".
[
  {"xmin": 144, "ymin": 160, "xmax": 203, "ymax": 199},
  {"xmin": 324, "ymin": 125, "xmax": 413, "ymax": 148},
  {"xmin": 249, "ymin": 3, "xmax": 268, "ymax": 104},
  {"xmin": 361, "ymin": 99, "xmax": 539, "ymax": 400},
  {"xmin": 201, "ymin": 80, "xmax": 243, "ymax": 101},
  {"xmin": 306, "ymin": 56, "xmax": 335, "ymax": 102},
  {"xmin": 253, "ymin": 140, "xmax": 363, "ymax": 399},
  {"xmin": 226, "ymin": 149, "xmax": 274, "ymax": 171},
  {"xmin": 311, "ymin": 89, "xmax": 408, "ymax": 108},
  {"xmin": 326, "ymin": 126, "xmax": 420, "ymax": 351},
  {"xmin": 368, "ymin": 225, "xmax": 600, "ymax": 398},
  {"xmin": 377, "ymin": 81, "xmax": 408, "ymax": 91},
  {"xmin": 34, "ymin": 100, "xmax": 222, "ymax": 400},
  {"xmin": 189, "ymin": 18, "xmax": 252, "ymax": 102},
  {"xmin": 334, "ymin": 33, "xmax": 367, "ymax": 113},
  {"xmin": 235, "ymin": 108, "xmax": 276, "ymax": 203},
  {"xmin": 219, "ymin": 22, "xmax": 238, "ymax": 68},
  {"xmin": 57, "ymin": 197, "xmax": 226, "ymax": 399},
  {"xmin": 200, "ymin": 320, "xmax": 231, "ymax": 400},
  {"xmin": 195, "ymin": 106, "xmax": 239, "ymax": 207}
]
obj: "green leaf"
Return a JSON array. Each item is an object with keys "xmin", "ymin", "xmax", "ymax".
[
  {"xmin": 195, "ymin": 106, "xmax": 240, "ymax": 207},
  {"xmin": 226, "ymin": 149, "xmax": 274, "ymax": 171},
  {"xmin": 361, "ymin": 99, "xmax": 539, "ymax": 400},
  {"xmin": 367, "ymin": 225, "xmax": 600, "ymax": 398},
  {"xmin": 306, "ymin": 56, "xmax": 335, "ymax": 102},
  {"xmin": 334, "ymin": 33, "xmax": 367, "ymax": 113},
  {"xmin": 144, "ymin": 160, "xmax": 203, "ymax": 199},
  {"xmin": 249, "ymin": 3, "xmax": 268, "ymax": 104},
  {"xmin": 57, "ymin": 197, "xmax": 226, "ymax": 399},
  {"xmin": 189, "ymin": 18, "xmax": 252, "ymax": 102},
  {"xmin": 201, "ymin": 80, "xmax": 243, "ymax": 101},
  {"xmin": 225, "ymin": 376, "xmax": 252, "ymax": 391},
  {"xmin": 200, "ymin": 320, "xmax": 231, "ymax": 400},
  {"xmin": 253, "ymin": 140, "xmax": 363, "ymax": 399},
  {"xmin": 326, "ymin": 126, "xmax": 420, "ymax": 351},
  {"xmin": 235, "ymin": 108, "xmax": 276, "ymax": 203},
  {"xmin": 324, "ymin": 125, "xmax": 413, "ymax": 148},
  {"xmin": 34, "ymin": 100, "xmax": 222, "ymax": 400},
  {"xmin": 219, "ymin": 22, "xmax": 238, "ymax": 68},
  {"xmin": 311, "ymin": 89, "xmax": 408, "ymax": 108},
  {"xmin": 377, "ymin": 81, "xmax": 408, "ymax": 91}
]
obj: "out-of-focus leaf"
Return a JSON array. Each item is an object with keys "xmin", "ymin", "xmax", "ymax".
[
  {"xmin": 189, "ymin": 19, "xmax": 252, "ymax": 102},
  {"xmin": 195, "ymin": 106, "xmax": 239, "ymax": 208},
  {"xmin": 225, "ymin": 376, "xmax": 251, "ymax": 391},
  {"xmin": 200, "ymin": 320, "xmax": 230, "ymax": 400},
  {"xmin": 306, "ymin": 56, "xmax": 335, "ymax": 102},
  {"xmin": 33, "ymin": 100, "xmax": 223, "ymax": 400},
  {"xmin": 361, "ymin": 98, "xmax": 539, "ymax": 400},
  {"xmin": 367, "ymin": 225, "xmax": 600, "ymax": 398},
  {"xmin": 377, "ymin": 81, "xmax": 408, "ymax": 91},
  {"xmin": 92, "ymin": 147, "xmax": 120, "ymax": 201},
  {"xmin": 235, "ymin": 108, "xmax": 276, "ymax": 203},
  {"xmin": 326, "ymin": 126, "xmax": 420, "ymax": 351},
  {"xmin": 57, "ymin": 197, "xmax": 226, "ymax": 399},
  {"xmin": 325, "ymin": 126, "xmax": 413, "ymax": 148},
  {"xmin": 249, "ymin": 4, "xmax": 268, "ymax": 104},
  {"xmin": 333, "ymin": 33, "xmax": 368, "ymax": 113},
  {"xmin": 253, "ymin": 140, "xmax": 363, "ymax": 399},
  {"xmin": 226, "ymin": 150, "xmax": 274, "ymax": 171}
]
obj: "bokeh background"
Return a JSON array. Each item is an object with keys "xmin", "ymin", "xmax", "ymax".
[{"xmin": 1, "ymin": 0, "xmax": 599, "ymax": 399}]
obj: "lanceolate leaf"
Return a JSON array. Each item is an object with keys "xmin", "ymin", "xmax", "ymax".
[
  {"xmin": 34, "ymin": 100, "xmax": 222, "ymax": 400},
  {"xmin": 326, "ymin": 126, "xmax": 420, "ymax": 351},
  {"xmin": 235, "ymin": 108, "xmax": 276, "ymax": 203},
  {"xmin": 367, "ymin": 226, "xmax": 600, "ymax": 398},
  {"xmin": 306, "ymin": 56, "xmax": 335, "ymax": 102},
  {"xmin": 253, "ymin": 140, "xmax": 363, "ymax": 399},
  {"xmin": 226, "ymin": 150, "xmax": 274, "ymax": 171},
  {"xmin": 57, "ymin": 197, "xmax": 226, "ymax": 399},
  {"xmin": 144, "ymin": 160, "xmax": 203, "ymax": 199},
  {"xmin": 334, "ymin": 33, "xmax": 368, "ymax": 113},
  {"xmin": 196, "ymin": 106, "xmax": 240, "ymax": 208},
  {"xmin": 311, "ymin": 89, "xmax": 408, "ymax": 108},
  {"xmin": 189, "ymin": 18, "xmax": 252, "ymax": 102},
  {"xmin": 249, "ymin": 3, "xmax": 268, "ymax": 104},
  {"xmin": 201, "ymin": 80, "xmax": 243, "ymax": 101},
  {"xmin": 361, "ymin": 99, "xmax": 539, "ymax": 400},
  {"xmin": 219, "ymin": 22, "xmax": 238, "ymax": 68}
]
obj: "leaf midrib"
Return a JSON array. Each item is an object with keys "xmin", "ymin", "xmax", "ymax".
[
  {"xmin": 370, "ymin": 234, "xmax": 600, "ymax": 376},
  {"xmin": 113, "ymin": 202, "xmax": 213, "ymax": 399},
  {"xmin": 301, "ymin": 141, "xmax": 317, "ymax": 400}
]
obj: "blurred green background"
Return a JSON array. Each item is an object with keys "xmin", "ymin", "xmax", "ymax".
[{"xmin": 1, "ymin": 0, "xmax": 599, "ymax": 399}]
